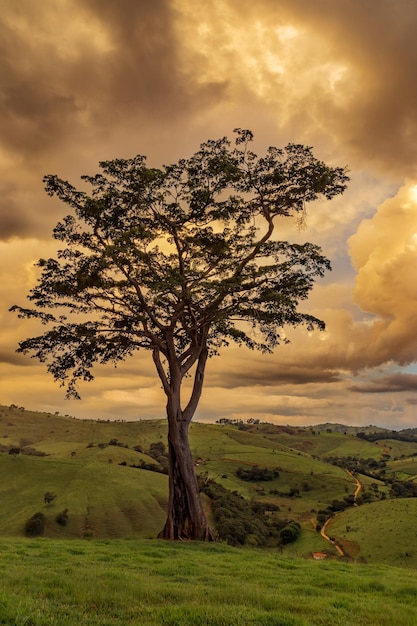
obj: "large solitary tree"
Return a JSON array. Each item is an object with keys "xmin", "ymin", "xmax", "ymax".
[{"xmin": 11, "ymin": 130, "xmax": 348, "ymax": 540}]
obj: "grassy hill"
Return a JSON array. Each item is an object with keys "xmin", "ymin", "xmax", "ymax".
[
  {"xmin": 1, "ymin": 538, "xmax": 417, "ymax": 625},
  {"xmin": 1, "ymin": 404, "xmax": 417, "ymax": 568},
  {"xmin": 324, "ymin": 498, "xmax": 417, "ymax": 568}
]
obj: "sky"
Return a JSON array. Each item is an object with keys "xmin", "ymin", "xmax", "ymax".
[{"xmin": 1, "ymin": 0, "xmax": 417, "ymax": 429}]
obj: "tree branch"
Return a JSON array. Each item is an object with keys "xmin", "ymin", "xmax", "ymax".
[
  {"xmin": 183, "ymin": 344, "xmax": 209, "ymax": 423},
  {"xmin": 152, "ymin": 347, "xmax": 170, "ymax": 395}
]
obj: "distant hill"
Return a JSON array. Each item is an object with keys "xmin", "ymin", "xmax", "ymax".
[
  {"xmin": 1, "ymin": 403, "xmax": 417, "ymax": 567},
  {"xmin": 313, "ymin": 422, "xmax": 390, "ymax": 435}
]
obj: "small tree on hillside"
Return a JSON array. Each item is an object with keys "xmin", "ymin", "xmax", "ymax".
[
  {"xmin": 11, "ymin": 130, "xmax": 348, "ymax": 540},
  {"xmin": 8, "ymin": 447, "xmax": 20, "ymax": 459}
]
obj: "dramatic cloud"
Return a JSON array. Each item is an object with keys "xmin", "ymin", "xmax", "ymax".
[
  {"xmin": 349, "ymin": 184, "xmax": 417, "ymax": 366},
  {"xmin": 175, "ymin": 0, "xmax": 417, "ymax": 175},
  {"xmin": 1, "ymin": 0, "xmax": 417, "ymax": 429},
  {"xmin": 350, "ymin": 374, "xmax": 417, "ymax": 394}
]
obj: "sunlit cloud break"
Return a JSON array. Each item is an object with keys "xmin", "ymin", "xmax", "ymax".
[{"xmin": 1, "ymin": 0, "xmax": 417, "ymax": 430}]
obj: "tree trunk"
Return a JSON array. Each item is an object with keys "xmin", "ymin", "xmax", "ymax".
[{"xmin": 158, "ymin": 415, "xmax": 214, "ymax": 541}]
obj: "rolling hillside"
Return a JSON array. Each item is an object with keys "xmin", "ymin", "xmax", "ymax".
[{"xmin": 1, "ymin": 404, "xmax": 417, "ymax": 567}]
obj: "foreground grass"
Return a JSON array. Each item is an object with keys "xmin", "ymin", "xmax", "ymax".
[{"xmin": 1, "ymin": 539, "xmax": 417, "ymax": 625}]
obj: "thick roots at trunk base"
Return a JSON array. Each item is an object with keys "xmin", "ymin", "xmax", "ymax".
[
  {"xmin": 158, "ymin": 514, "xmax": 215, "ymax": 542},
  {"xmin": 158, "ymin": 425, "xmax": 215, "ymax": 541}
]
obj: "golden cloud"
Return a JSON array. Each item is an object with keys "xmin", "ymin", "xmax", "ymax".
[{"xmin": 1, "ymin": 0, "xmax": 417, "ymax": 428}]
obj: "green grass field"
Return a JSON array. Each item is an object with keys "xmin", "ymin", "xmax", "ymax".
[
  {"xmin": 1, "ymin": 538, "xmax": 417, "ymax": 626},
  {"xmin": 2, "ymin": 404, "xmax": 417, "ymax": 571},
  {"xmin": 325, "ymin": 498, "xmax": 417, "ymax": 568}
]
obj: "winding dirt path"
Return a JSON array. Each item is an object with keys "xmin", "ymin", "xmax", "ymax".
[
  {"xmin": 317, "ymin": 470, "xmax": 363, "ymax": 557},
  {"xmin": 320, "ymin": 517, "xmax": 345, "ymax": 556},
  {"xmin": 346, "ymin": 470, "xmax": 362, "ymax": 503}
]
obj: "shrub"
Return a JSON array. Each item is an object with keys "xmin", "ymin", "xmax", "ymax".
[
  {"xmin": 21, "ymin": 447, "xmax": 47, "ymax": 457},
  {"xmin": 56, "ymin": 508, "xmax": 69, "ymax": 526},
  {"xmin": 280, "ymin": 522, "xmax": 301, "ymax": 544},
  {"xmin": 148, "ymin": 441, "xmax": 167, "ymax": 459},
  {"xmin": 108, "ymin": 438, "xmax": 129, "ymax": 448},
  {"xmin": 146, "ymin": 442, "xmax": 169, "ymax": 471},
  {"xmin": 199, "ymin": 476, "xmax": 298, "ymax": 548},
  {"xmin": 129, "ymin": 460, "xmax": 168, "ymax": 474},
  {"xmin": 24, "ymin": 512, "xmax": 46, "ymax": 537},
  {"xmin": 236, "ymin": 465, "xmax": 280, "ymax": 482},
  {"xmin": 44, "ymin": 492, "xmax": 57, "ymax": 506},
  {"xmin": 269, "ymin": 487, "xmax": 300, "ymax": 498}
]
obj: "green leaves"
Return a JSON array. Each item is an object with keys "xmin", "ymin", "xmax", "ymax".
[{"xmin": 12, "ymin": 129, "xmax": 348, "ymax": 399}]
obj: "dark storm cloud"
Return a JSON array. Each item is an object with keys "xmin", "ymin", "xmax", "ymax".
[
  {"xmin": 281, "ymin": 0, "xmax": 417, "ymax": 175},
  {"xmin": 73, "ymin": 0, "xmax": 191, "ymax": 122},
  {"xmin": 208, "ymin": 363, "xmax": 341, "ymax": 388},
  {"xmin": 1, "ymin": 0, "xmax": 181, "ymax": 155},
  {"xmin": 0, "ymin": 187, "xmax": 31, "ymax": 239},
  {"xmin": 0, "ymin": 350, "xmax": 29, "ymax": 366},
  {"xmin": 1, "ymin": 7, "xmax": 80, "ymax": 157},
  {"xmin": 0, "ymin": 0, "xmax": 224, "ymax": 158},
  {"xmin": 350, "ymin": 373, "xmax": 417, "ymax": 394},
  {"xmin": 219, "ymin": 0, "xmax": 417, "ymax": 176},
  {"xmin": 0, "ymin": 0, "xmax": 225, "ymax": 240}
]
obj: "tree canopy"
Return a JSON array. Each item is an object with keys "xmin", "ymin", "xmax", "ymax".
[{"xmin": 11, "ymin": 129, "xmax": 349, "ymax": 540}]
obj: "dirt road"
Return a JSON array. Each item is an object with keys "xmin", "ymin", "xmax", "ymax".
[{"xmin": 317, "ymin": 470, "xmax": 362, "ymax": 557}]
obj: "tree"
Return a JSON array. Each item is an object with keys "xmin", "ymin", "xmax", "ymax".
[
  {"xmin": 24, "ymin": 512, "xmax": 46, "ymax": 537},
  {"xmin": 280, "ymin": 522, "xmax": 301, "ymax": 545},
  {"xmin": 8, "ymin": 447, "xmax": 21, "ymax": 459},
  {"xmin": 11, "ymin": 130, "xmax": 348, "ymax": 540}
]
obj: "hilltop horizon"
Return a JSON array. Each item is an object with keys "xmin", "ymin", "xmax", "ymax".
[{"xmin": 3, "ymin": 402, "xmax": 415, "ymax": 434}]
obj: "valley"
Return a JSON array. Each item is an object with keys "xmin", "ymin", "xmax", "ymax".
[{"xmin": 1, "ymin": 404, "xmax": 417, "ymax": 568}]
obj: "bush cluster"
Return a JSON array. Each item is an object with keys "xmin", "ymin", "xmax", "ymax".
[
  {"xmin": 24, "ymin": 512, "xmax": 46, "ymax": 537},
  {"xmin": 199, "ymin": 477, "xmax": 300, "ymax": 548},
  {"xmin": 108, "ymin": 438, "xmax": 129, "ymax": 448},
  {"xmin": 117, "ymin": 441, "xmax": 169, "ymax": 474},
  {"xmin": 280, "ymin": 522, "xmax": 302, "ymax": 544},
  {"xmin": 325, "ymin": 455, "xmax": 387, "ymax": 479},
  {"xmin": 388, "ymin": 480, "xmax": 417, "ymax": 498},
  {"xmin": 236, "ymin": 465, "xmax": 280, "ymax": 482},
  {"xmin": 269, "ymin": 488, "xmax": 300, "ymax": 498},
  {"xmin": 357, "ymin": 430, "xmax": 417, "ymax": 443},
  {"xmin": 121, "ymin": 460, "xmax": 168, "ymax": 474},
  {"xmin": 17, "ymin": 447, "xmax": 47, "ymax": 457},
  {"xmin": 56, "ymin": 508, "xmax": 69, "ymax": 526},
  {"xmin": 148, "ymin": 442, "xmax": 169, "ymax": 472}
]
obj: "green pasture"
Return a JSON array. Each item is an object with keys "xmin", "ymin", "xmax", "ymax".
[
  {"xmin": 325, "ymin": 498, "xmax": 417, "ymax": 568},
  {"xmin": 388, "ymin": 457, "xmax": 417, "ymax": 477},
  {"xmin": 379, "ymin": 440, "xmax": 417, "ymax": 459},
  {"xmin": 0, "ymin": 406, "xmax": 167, "ymax": 450},
  {"xmin": 0, "ymin": 454, "xmax": 167, "ymax": 539},
  {"xmin": 2, "ymin": 404, "xmax": 417, "ymax": 568},
  {"xmin": 1, "ymin": 538, "xmax": 417, "ymax": 626},
  {"xmin": 264, "ymin": 429, "xmax": 389, "ymax": 460}
]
